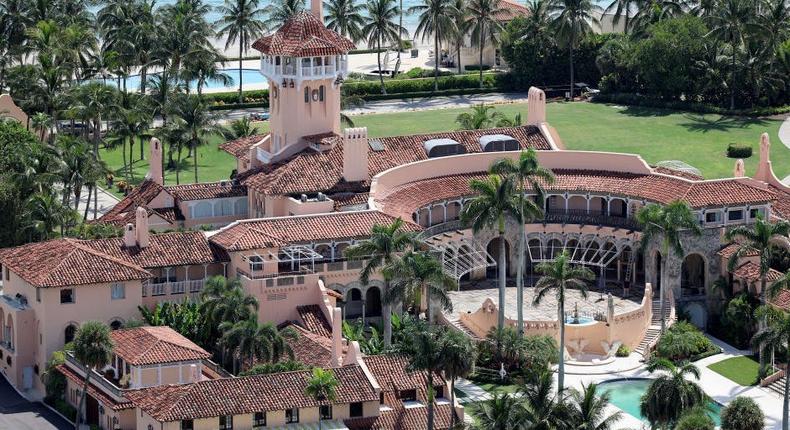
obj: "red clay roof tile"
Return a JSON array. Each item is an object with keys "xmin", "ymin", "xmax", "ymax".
[
  {"xmin": 252, "ymin": 11, "xmax": 355, "ymax": 57},
  {"xmin": 111, "ymin": 326, "xmax": 211, "ymax": 366}
]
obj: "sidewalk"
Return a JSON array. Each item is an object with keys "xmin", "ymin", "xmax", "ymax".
[{"xmin": 72, "ymin": 186, "xmax": 119, "ymax": 221}]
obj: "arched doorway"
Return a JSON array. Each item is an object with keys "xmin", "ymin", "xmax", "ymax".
[
  {"xmin": 110, "ymin": 319, "xmax": 123, "ymax": 330},
  {"xmin": 681, "ymin": 253, "xmax": 706, "ymax": 297},
  {"xmin": 64, "ymin": 324, "xmax": 77, "ymax": 344},
  {"xmin": 654, "ymin": 251, "xmax": 662, "ymax": 291},
  {"xmin": 486, "ymin": 237, "xmax": 510, "ymax": 279},
  {"xmin": 365, "ymin": 287, "xmax": 382, "ymax": 318},
  {"xmin": 345, "ymin": 288, "xmax": 363, "ymax": 319}
]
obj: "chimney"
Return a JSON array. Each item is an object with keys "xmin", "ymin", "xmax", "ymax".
[
  {"xmin": 342, "ymin": 127, "xmax": 368, "ymax": 183},
  {"xmin": 331, "ymin": 307, "xmax": 342, "ymax": 367},
  {"xmin": 135, "ymin": 207, "xmax": 149, "ymax": 248},
  {"xmin": 146, "ymin": 138, "xmax": 164, "ymax": 185},
  {"xmin": 123, "ymin": 223, "xmax": 136, "ymax": 248},
  {"xmin": 754, "ymin": 132, "xmax": 772, "ymax": 182},
  {"xmin": 311, "ymin": 0, "xmax": 323, "ymax": 23},
  {"xmin": 527, "ymin": 87, "xmax": 546, "ymax": 125},
  {"xmin": 733, "ymin": 159, "xmax": 745, "ymax": 178}
]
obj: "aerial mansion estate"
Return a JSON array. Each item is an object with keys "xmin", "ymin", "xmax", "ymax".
[{"xmin": 1, "ymin": 1, "xmax": 789, "ymax": 429}]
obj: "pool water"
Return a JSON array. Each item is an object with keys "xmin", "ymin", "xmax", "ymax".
[
  {"xmin": 109, "ymin": 68, "xmax": 269, "ymax": 92},
  {"xmin": 564, "ymin": 315, "xmax": 594, "ymax": 324},
  {"xmin": 596, "ymin": 379, "xmax": 722, "ymax": 426}
]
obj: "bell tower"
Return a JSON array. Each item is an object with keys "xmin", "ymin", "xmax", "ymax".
[{"xmin": 251, "ymin": 3, "xmax": 355, "ymax": 163}]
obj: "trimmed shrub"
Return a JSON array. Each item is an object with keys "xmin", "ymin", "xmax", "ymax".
[
  {"xmin": 616, "ymin": 344, "xmax": 630, "ymax": 357},
  {"xmin": 721, "ymin": 397, "xmax": 765, "ymax": 430},
  {"xmin": 344, "ymin": 73, "xmax": 502, "ymax": 97},
  {"xmin": 726, "ymin": 143, "xmax": 752, "ymax": 159},
  {"xmin": 675, "ymin": 408, "xmax": 715, "ymax": 430},
  {"xmin": 404, "ymin": 67, "xmax": 454, "ymax": 79},
  {"xmin": 465, "ymin": 64, "xmax": 492, "ymax": 71},
  {"xmin": 657, "ymin": 321, "xmax": 718, "ymax": 362}
]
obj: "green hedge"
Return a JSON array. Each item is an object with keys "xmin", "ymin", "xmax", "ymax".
[
  {"xmin": 727, "ymin": 143, "xmax": 753, "ymax": 158},
  {"xmin": 465, "ymin": 64, "xmax": 492, "ymax": 71},
  {"xmin": 592, "ymin": 93, "xmax": 790, "ymax": 117},
  {"xmin": 362, "ymin": 87, "xmax": 504, "ymax": 101},
  {"xmin": 344, "ymin": 73, "xmax": 502, "ymax": 97}
]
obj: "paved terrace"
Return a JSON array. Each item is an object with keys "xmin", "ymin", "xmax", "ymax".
[{"xmin": 447, "ymin": 285, "xmax": 642, "ymax": 321}]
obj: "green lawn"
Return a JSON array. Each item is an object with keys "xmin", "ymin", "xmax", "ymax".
[
  {"xmin": 100, "ymin": 102, "xmax": 789, "ymax": 192},
  {"xmin": 707, "ymin": 356, "xmax": 764, "ymax": 386}
]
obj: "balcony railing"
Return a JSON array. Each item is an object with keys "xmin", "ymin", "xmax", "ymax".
[
  {"xmin": 143, "ymin": 279, "xmax": 205, "ymax": 297},
  {"xmin": 542, "ymin": 209, "xmax": 640, "ymax": 230},
  {"xmin": 65, "ymin": 353, "xmax": 124, "ymax": 399},
  {"xmin": 260, "ymin": 57, "xmax": 348, "ymax": 81}
]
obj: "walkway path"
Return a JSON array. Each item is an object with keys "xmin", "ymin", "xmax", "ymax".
[
  {"xmin": 71, "ymin": 186, "xmax": 120, "ymax": 221},
  {"xmin": 454, "ymin": 378, "xmax": 491, "ymax": 404},
  {"xmin": 780, "ymin": 115, "xmax": 790, "ymax": 150}
]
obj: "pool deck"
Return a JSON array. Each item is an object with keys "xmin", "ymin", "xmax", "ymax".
[{"xmin": 563, "ymin": 335, "xmax": 786, "ymax": 429}]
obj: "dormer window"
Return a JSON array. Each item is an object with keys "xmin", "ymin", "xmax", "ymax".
[
  {"xmin": 399, "ymin": 389, "xmax": 417, "ymax": 401},
  {"xmin": 423, "ymin": 138, "xmax": 466, "ymax": 158},
  {"xmin": 248, "ymin": 255, "xmax": 264, "ymax": 272}
]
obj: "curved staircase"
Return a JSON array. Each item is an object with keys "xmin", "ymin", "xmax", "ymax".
[{"xmin": 636, "ymin": 298, "xmax": 673, "ymax": 358}]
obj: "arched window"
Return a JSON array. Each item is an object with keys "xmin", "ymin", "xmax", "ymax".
[
  {"xmin": 319, "ymin": 85, "xmax": 325, "ymax": 102},
  {"xmin": 304, "ymin": 86, "xmax": 310, "ymax": 103},
  {"xmin": 64, "ymin": 324, "xmax": 77, "ymax": 344},
  {"xmin": 110, "ymin": 320, "xmax": 123, "ymax": 330}
]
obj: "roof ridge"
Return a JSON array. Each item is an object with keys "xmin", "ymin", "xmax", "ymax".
[{"xmin": 68, "ymin": 239, "xmax": 150, "ymax": 275}]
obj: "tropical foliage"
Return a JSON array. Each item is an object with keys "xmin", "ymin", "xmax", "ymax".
[
  {"xmin": 720, "ymin": 396, "xmax": 765, "ymax": 430},
  {"xmin": 640, "ymin": 357, "xmax": 709, "ymax": 429},
  {"xmin": 656, "ymin": 321, "xmax": 718, "ymax": 362}
]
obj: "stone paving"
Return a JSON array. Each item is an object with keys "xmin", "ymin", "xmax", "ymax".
[{"xmin": 447, "ymin": 286, "xmax": 641, "ymax": 322}]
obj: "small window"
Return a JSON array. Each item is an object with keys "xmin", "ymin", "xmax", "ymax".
[
  {"xmin": 180, "ymin": 419, "xmax": 194, "ymax": 430},
  {"xmin": 219, "ymin": 415, "xmax": 233, "ymax": 430},
  {"xmin": 728, "ymin": 210, "xmax": 744, "ymax": 221},
  {"xmin": 400, "ymin": 389, "xmax": 417, "ymax": 401},
  {"xmin": 285, "ymin": 408, "xmax": 299, "ymax": 423},
  {"xmin": 60, "ymin": 289, "xmax": 74, "ymax": 304},
  {"xmin": 320, "ymin": 405, "xmax": 332, "ymax": 420},
  {"xmin": 750, "ymin": 208, "xmax": 761, "ymax": 218},
  {"xmin": 349, "ymin": 402, "xmax": 364, "ymax": 418},
  {"xmin": 253, "ymin": 412, "xmax": 266, "ymax": 428},
  {"xmin": 304, "ymin": 86, "xmax": 310, "ymax": 103},
  {"xmin": 705, "ymin": 212, "xmax": 719, "ymax": 223},
  {"xmin": 249, "ymin": 255, "xmax": 264, "ymax": 272},
  {"xmin": 319, "ymin": 85, "xmax": 325, "ymax": 102},
  {"xmin": 111, "ymin": 283, "xmax": 125, "ymax": 300},
  {"xmin": 435, "ymin": 385, "xmax": 444, "ymax": 398}
]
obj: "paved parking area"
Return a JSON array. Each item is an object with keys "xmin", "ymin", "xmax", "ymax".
[{"xmin": 0, "ymin": 376, "xmax": 71, "ymax": 430}]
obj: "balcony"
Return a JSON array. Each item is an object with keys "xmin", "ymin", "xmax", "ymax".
[
  {"xmin": 64, "ymin": 353, "xmax": 124, "ymax": 399},
  {"xmin": 542, "ymin": 209, "xmax": 640, "ymax": 231},
  {"xmin": 142, "ymin": 279, "xmax": 205, "ymax": 297},
  {"xmin": 259, "ymin": 55, "xmax": 349, "ymax": 83}
]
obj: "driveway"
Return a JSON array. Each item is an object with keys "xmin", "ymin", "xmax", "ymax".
[{"xmin": 0, "ymin": 376, "xmax": 72, "ymax": 430}]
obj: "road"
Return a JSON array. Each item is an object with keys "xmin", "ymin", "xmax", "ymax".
[{"xmin": 0, "ymin": 376, "xmax": 72, "ymax": 430}]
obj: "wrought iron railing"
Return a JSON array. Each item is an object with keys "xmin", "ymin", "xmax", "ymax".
[{"xmin": 542, "ymin": 209, "xmax": 640, "ymax": 230}]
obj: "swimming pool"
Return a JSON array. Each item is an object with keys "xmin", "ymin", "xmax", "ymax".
[
  {"xmin": 564, "ymin": 315, "xmax": 595, "ymax": 325},
  {"xmin": 596, "ymin": 378, "xmax": 722, "ymax": 426},
  {"xmin": 111, "ymin": 68, "xmax": 269, "ymax": 92}
]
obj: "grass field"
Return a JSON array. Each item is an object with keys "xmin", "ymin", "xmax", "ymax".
[
  {"xmin": 100, "ymin": 101, "xmax": 789, "ymax": 192},
  {"xmin": 707, "ymin": 356, "xmax": 764, "ymax": 386}
]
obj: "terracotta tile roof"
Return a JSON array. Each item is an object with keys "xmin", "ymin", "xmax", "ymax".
[
  {"xmin": 492, "ymin": 0, "xmax": 530, "ymax": 21},
  {"xmin": 0, "ymin": 238, "xmax": 151, "ymax": 288},
  {"xmin": 771, "ymin": 289, "xmax": 790, "ymax": 311},
  {"xmin": 252, "ymin": 11, "xmax": 355, "ymax": 57},
  {"xmin": 98, "ymin": 180, "xmax": 171, "ymax": 226},
  {"xmin": 282, "ymin": 324, "xmax": 336, "ymax": 367},
  {"xmin": 732, "ymin": 261, "xmax": 784, "ymax": 282},
  {"xmin": 56, "ymin": 364, "xmax": 134, "ymax": 410},
  {"xmin": 152, "ymin": 207, "xmax": 184, "ymax": 223},
  {"xmin": 240, "ymin": 125, "xmax": 550, "ymax": 196},
  {"xmin": 218, "ymin": 134, "xmax": 267, "ymax": 158},
  {"xmin": 375, "ymin": 170, "xmax": 776, "ymax": 219},
  {"xmin": 769, "ymin": 185, "xmax": 790, "ymax": 220},
  {"xmin": 110, "ymin": 326, "xmax": 211, "ymax": 366},
  {"xmin": 364, "ymin": 355, "xmax": 444, "ymax": 394},
  {"xmin": 84, "ymin": 231, "xmax": 228, "ymax": 268},
  {"xmin": 716, "ymin": 243, "xmax": 760, "ymax": 260},
  {"xmin": 166, "ymin": 181, "xmax": 247, "ymax": 201},
  {"xmin": 331, "ymin": 192, "xmax": 370, "ymax": 211},
  {"xmin": 297, "ymin": 305, "xmax": 332, "ymax": 338},
  {"xmin": 124, "ymin": 365, "xmax": 377, "ymax": 422},
  {"xmin": 209, "ymin": 210, "xmax": 420, "ymax": 251},
  {"xmin": 345, "ymin": 400, "xmax": 454, "ymax": 430}
]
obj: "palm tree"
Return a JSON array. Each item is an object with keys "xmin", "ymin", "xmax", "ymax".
[
  {"xmin": 181, "ymin": 48, "xmax": 233, "ymax": 97},
  {"xmin": 324, "ymin": 0, "xmax": 365, "ymax": 42},
  {"xmin": 640, "ymin": 357, "xmax": 707, "ymax": 429},
  {"xmin": 107, "ymin": 103, "xmax": 152, "ymax": 181},
  {"xmin": 636, "ymin": 200, "xmax": 702, "ymax": 333},
  {"xmin": 72, "ymin": 321, "xmax": 113, "ymax": 430},
  {"xmin": 753, "ymin": 300, "xmax": 790, "ymax": 430},
  {"xmin": 305, "ymin": 368, "xmax": 339, "ymax": 430},
  {"xmin": 604, "ymin": 0, "xmax": 637, "ymax": 33},
  {"xmin": 24, "ymin": 192, "xmax": 74, "ymax": 239},
  {"xmin": 71, "ymin": 82, "xmax": 118, "ymax": 155},
  {"xmin": 200, "ymin": 275, "xmax": 259, "ymax": 354},
  {"xmin": 216, "ymin": 0, "xmax": 267, "ymax": 103},
  {"xmin": 363, "ymin": 0, "xmax": 404, "ymax": 94},
  {"xmin": 30, "ymin": 112, "xmax": 52, "ymax": 142},
  {"xmin": 725, "ymin": 216, "xmax": 790, "ymax": 371},
  {"xmin": 167, "ymin": 94, "xmax": 222, "ymax": 183},
  {"xmin": 222, "ymin": 117, "xmax": 258, "ymax": 140},
  {"xmin": 706, "ymin": 0, "xmax": 759, "ymax": 110},
  {"xmin": 519, "ymin": 369, "xmax": 570, "ymax": 428},
  {"xmin": 532, "ymin": 250, "xmax": 595, "ymax": 392},
  {"xmin": 344, "ymin": 218, "xmax": 417, "ymax": 346},
  {"xmin": 385, "ymin": 250, "xmax": 456, "ymax": 324},
  {"xmin": 455, "ymin": 104, "xmax": 499, "ymax": 129},
  {"xmin": 405, "ymin": 326, "xmax": 446, "ymax": 430},
  {"xmin": 472, "ymin": 392, "xmax": 524, "ymax": 430},
  {"xmin": 410, "ymin": 0, "xmax": 458, "ymax": 91},
  {"xmin": 568, "ymin": 383, "xmax": 622, "ymax": 429},
  {"xmin": 264, "ymin": 0, "xmax": 305, "ymax": 29},
  {"xmin": 219, "ymin": 315, "xmax": 289, "ymax": 373},
  {"xmin": 449, "ymin": 0, "xmax": 470, "ymax": 74},
  {"xmin": 461, "ymin": 174, "xmax": 520, "ymax": 330},
  {"xmin": 532, "ymin": 251, "xmax": 593, "ymax": 393},
  {"xmin": 548, "ymin": 0, "xmax": 601, "ymax": 100},
  {"xmin": 466, "ymin": 0, "xmax": 505, "ymax": 88},
  {"xmin": 490, "ymin": 149, "xmax": 554, "ymax": 336},
  {"xmin": 439, "ymin": 329, "xmax": 476, "ymax": 427}
]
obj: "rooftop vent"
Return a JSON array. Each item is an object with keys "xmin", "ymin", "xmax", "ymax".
[
  {"xmin": 423, "ymin": 138, "xmax": 466, "ymax": 158},
  {"xmin": 479, "ymin": 134, "xmax": 519, "ymax": 152}
]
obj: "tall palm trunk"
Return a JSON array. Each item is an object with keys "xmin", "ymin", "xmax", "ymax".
[
  {"xmin": 729, "ymin": 51, "xmax": 736, "ymax": 110},
  {"xmin": 517, "ymin": 224, "xmax": 525, "ymax": 335},
  {"xmin": 558, "ymin": 298, "xmax": 565, "ymax": 393},
  {"xmin": 129, "ymin": 138, "xmax": 135, "ymax": 180},
  {"xmin": 140, "ymin": 136, "xmax": 144, "ymax": 161},
  {"xmin": 497, "ymin": 227, "xmax": 506, "ymax": 330},
  {"xmin": 425, "ymin": 286, "xmax": 433, "ymax": 324},
  {"xmin": 759, "ymin": 275, "xmax": 767, "ymax": 372},
  {"xmin": 457, "ymin": 42, "xmax": 462, "ymax": 74},
  {"xmin": 377, "ymin": 38, "xmax": 386, "ymax": 94},
  {"xmin": 122, "ymin": 138, "xmax": 129, "ymax": 182},
  {"xmin": 433, "ymin": 30, "xmax": 440, "ymax": 92},
  {"xmin": 175, "ymin": 144, "xmax": 182, "ymax": 185},
  {"xmin": 478, "ymin": 23, "xmax": 484, "ymax": 89},
  {"xmin": 449, "ymin": 376, "xmax": 457, "ymax": 427},
  {"xmin": 83, "ymin": 185, "xmax": 92, "ymax": 221},
  {"xmin": 193, "ymin": 144, "xmax": 199, "ymax": 183},
  {"xmin": 383, "ymin": 281, "xmax": 392, "ymax": 346},
  {"xmin": 399, "ymin": 0, "xmax": 403, "ymax": 61},
  {"xmin": 659, "ymin": 252, "xmax": 667, "ymax": 333},
  {"xmin": 75, "ymin": 372, "xmax": 91, "ymax": 429},
  {"xmin": 427, "ymin": 373, "xmax": 435, "ymax": 430},
  {"xmin": 94, "ymin": 186, "xmax": 98, "ymax": 219},
  {"xmin": 140, "ymin": 66, "xmax": 148, "ymax": 94},
  {"xmin": 568, "ymin": 36, "xmax": 575, "ymax": 100},
  {"xmin": 238, "ymin": 41, "xmax": 244, "ymax": 104}
]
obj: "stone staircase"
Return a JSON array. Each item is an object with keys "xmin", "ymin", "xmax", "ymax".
[
  {"xmin": 445, "ymin": 315, "xmax": 479, "ymax": 339},
  {"xmin": 636, "ymin": 299, "xmax": 672, "ymax": 357},
  {"xmin": 767, "ymin": 376, "xmax": 787, "ymax": 396}
]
